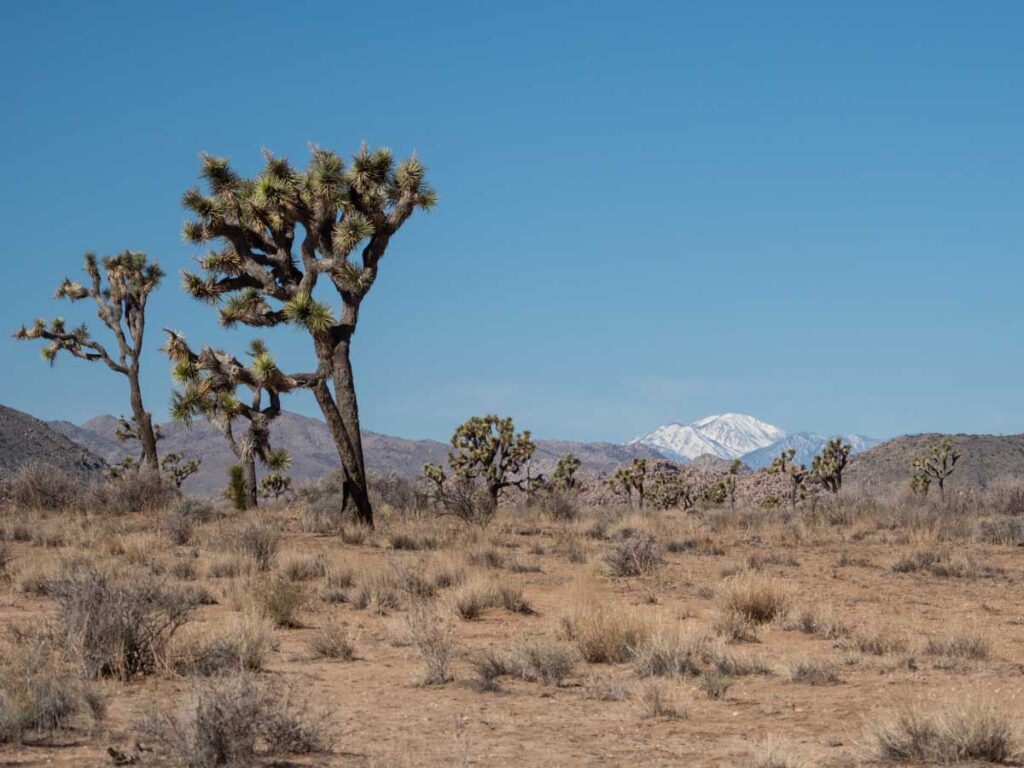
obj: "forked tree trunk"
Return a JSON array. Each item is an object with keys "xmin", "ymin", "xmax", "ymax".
[
  {"xmin": 311, "ymin": 335, "xmax": 374, "ymax": 528},
  {"xmin": 244, "ymin": 454, "xmax": 258, "ymax": 509}
]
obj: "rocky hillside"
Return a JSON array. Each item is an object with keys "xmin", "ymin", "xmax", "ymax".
[
  {"xmin": 846, "ymin": 433, "xmax": 1024, "ymax": 493},
  {"xmin": 0, "ymin": 405, "xmax": 106, "ymax": 479},
  {"xmin": 51, "ymin": 411, "xmax": 662, "ymax": 495}
]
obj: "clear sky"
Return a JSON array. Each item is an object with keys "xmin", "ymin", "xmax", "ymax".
[{"xmin": 1, "ymin": 1, "xmax": 1021, "ymax": 442}]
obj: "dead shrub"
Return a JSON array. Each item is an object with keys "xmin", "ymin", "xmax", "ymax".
[
  {"xmin": 142, "ymin": 674, "xmax": 329, "ymax": 767},
  {"xmin": 86, "ymin": 470, "xmax": 176, "ymax": 515},
  {"xmin": 698, "ymin": 670, "xmax": 732, "ymax": 700},
  {"xmin": 173, "ymin": 497, "xmax": 216, "ymax": 523},
  {"xmin": 349, "ymin": 566, "xmax": 402, "ymax": 614},
  {"xmin": 977, "ymin": 518, "xmax": 1024, "ymax": 545},
  {"xmin": 53, "ymin": 562, "xmax": 194, "ymax": 680},
  {"xmin": 451, "ymin": 579, "xmax": 495, "ymax": 620},
  {"xmin": 163, "ymin": 512, "xmax": 193, "ymax": 545},
  {"xmin": 784, "ymin": 605, "xmax": 849, "ymax": 640},
  {"xmin": 870, "ymin": 692, "xmax": 1018, "ymax": 764},
  {"xmin": 509, "ymin": 637, "xmax": 576, "ymax": 686},
  {"xmin": 8, "ymin": 463, "xmax": 79, "ymax": 510},
  {"xmin": 854, "ymin": 627, "xmax": 908, "ymax": 656}
]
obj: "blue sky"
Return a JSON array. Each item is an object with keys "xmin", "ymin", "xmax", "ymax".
[{"xmin": 1, "ymin": 1, "xmax": 1021, "ymax": 442}]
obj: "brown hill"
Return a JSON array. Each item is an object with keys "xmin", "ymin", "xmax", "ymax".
[
  {"xmin": 50, "ymin": 412, "xmax": 662, "ymax": 495},
  {"xmin": 846, "ymin": 432, "xmax": 1024, "ymax": 494},
  {"xmin": 0, "ymin": 405, "xmax": 106, "ymax": 479}
]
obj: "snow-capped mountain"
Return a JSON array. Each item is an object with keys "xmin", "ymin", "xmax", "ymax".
[
  {"xmin": 630, "ymin": 413, "xmax": 879, "ymax": 467},
  {"xmin": 630, "ymin": 413, "xmax": 785, "ymax": 462},
  {"xmin": 742, "ymin": 432, "xmax": 881, "ymax": 470}
]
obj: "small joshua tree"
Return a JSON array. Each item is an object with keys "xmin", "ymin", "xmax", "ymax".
[
  {"xmin": 910, "ymin": 471, "xmax": 931, "ymax": 496},
  {"xmin": 179, "ymin": 144, "xmax": 435, "ymax": 526},
  {"xmin": 551, "ymin": 453, "xmax": 582, "ymax": 492},
  {"xmin": 424, "ymin": 415, "xmax": 535, "ymax": 525},
  {"xmin": 14, "ymin": 252, "xmax": 164, "ymax": 472},
  {"xmin": 910, "ymin": 439, "xmax": 961, "ymax": 500},
  {"xmin": 610, "ymin": 459, "xmax": 648, "ymax": 510},
  {"xmin": 769, "ymin": 448, "xmax": 810, "ymax": 508},
  {"xmin": 160, "ymin": 453, "xmax": 202, "ymax": 490},
  {"xmin": 163, "ymin": 331, "xmax": 299, "ymax": 509},
  {"xmin": 811, "ymin": 438, "xmax": 852, "ymax": 494}
]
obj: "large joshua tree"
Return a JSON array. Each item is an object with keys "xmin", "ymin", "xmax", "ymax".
[
  {"xmin": 180, "ymin": 145, "xmax": 435, "ymax": 526},
  {"xmin": 162, "ymin": 331, "xmax": 297, "ymax": 509},
  {"xmin": 14, "ymin": 252, "xmax": 164, "ymax": 472}
]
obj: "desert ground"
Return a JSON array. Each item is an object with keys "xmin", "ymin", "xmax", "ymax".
[{"xmin": 1, "ymin": 472, "xmax": 1023, "ymax": 767}]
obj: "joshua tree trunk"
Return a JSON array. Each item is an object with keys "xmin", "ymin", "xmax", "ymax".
[
  {"xmin": 128, "ymin": 366, "xmax": 159, "ymax": 473},
  {"xmin": 312, "ymin": 332, "xmax": 373, "ymax": 527},
  {"xmin": 244, "ymin": 453, "xmax": 258, "ymax": 509}
]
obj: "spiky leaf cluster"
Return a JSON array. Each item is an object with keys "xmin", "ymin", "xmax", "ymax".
[
  {"xmin": 609, "ymin": 458, "xmax": 648, "ymax": 509},
  {"xmin": 769, "ymin": 448, "xmax": 812, "ymax": 506},
  {"xmin": 180, "ymin": 144, "xmax": 435, "ymax": 333}
]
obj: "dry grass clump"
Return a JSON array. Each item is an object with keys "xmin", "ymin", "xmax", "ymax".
[
  {"xmin": 561, "ymin": 598, "xmax": 652, "ymax": 663},
  {"xmin": 554, "ymin": 530, "xmax": 588, "ymax": 563},
  {"xmin": 751, "ymin": 738, "xmax": 806, "ymax": 768},
  {"xmin": 52, "ymin": 562, "xmax": 194, "ymax": 680},
  {"xmin": 162, "ymin": 510, "xmax": 193, "ymax": 545},
  {"xmin": 869, "ymin": 692, "xmax": 1018, "ymax": 764},
  {"xmin": 320, "ymin": 559, "xmax": 357, "ymax": 604},
  {"xmin": 604, "ymin": 533, "xmax": 664, "ymax": 577},
  {"xmin": 142, "ymin": 674, "xmax": 329, "ymax": 767},
  {"xmin": 632, "ymin": 625, "xmax": 711, "ymax": 678},
  {"xmin": 924, "ymin": 633, "xmax": 991, "ymax": 661},
  {"xmin": 583, "ymin": 674, "xmax": 631, "ymax": 701},
  {"xmin": 14, "ymin": 555, "xmax": 60, "ymax": 596},
  {"xmin": 891, "ymin": 547, "xmax": 944, "ymax": 573},
  {"xmin": 349, "ymin": 566, "xmax": 402, "ymax": 614},
  {"xmin": 233, "ymin": 519, "xmax": 279, "ymax": 571},
  {"xmin": 208, "ymin": 555, "xmax": 250, "ymax": 580},
  {"xmin": 8, "ymin": 464, "xmax": 80, "ymax": 511},
  {"xmin": 787, "ymin": 658, "xmax": 842, "ymax": 685},
  {"xmin": 0, "ymin": 632, "xmax": 104, "ymax": 743},
  {"xmin": 406, "ymin": 601, "xmax": 455, "ymax": 685},
  {"xmin": 280, "ymin": 553, "xmax": 327, "ymax": 582},
  {"xmin": 473, "ymin": 637, "xmax": 576, "ymax": 689},
  {"xmin": 250, "ymin": 576, "xmax": 306, "ymax": 628},
  {"xmin": 854, "ymin": 626, "xmax": 909, "ymax": 656},
  {"xmin": 698, "ymin": 670, "xmax": 732, "ymax": 700},
  {"xmin": 466, "ymin": 544, "xmax": 504, "ymax": 569},
  {"xmin": 637, "ymin": 680, "xmax": 685, "ymax": 719},
  {"xmin": 717, "ymin": 572, "xmax": 790, "ymax": 624},
  {"xmin": 172, "ymin": 614, "xmax": 278, "ymax": 676},
  {"xmin": 784, "ymin": 605, "xmax": 849, "ymax": 640},
  {"xmin": 451, "ymin": 579, "xmax": 494, "ymax": 620},
  {"xmin": 388, "ymin": 531, "xmax": 438, "ymax": 551},
  {"xmin": 307, "ymin": 617, "xmax": 356, "ymax": 661}
]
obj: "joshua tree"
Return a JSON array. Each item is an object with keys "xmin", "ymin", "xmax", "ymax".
[
  {"xmin": 179, "ymin": 145, "xmax": 435, "ymax": 526},
  {"xmin": 648, "ymin": 464, "xmax": 695, "ymax": 511},
  {"xmin": 769, "ymin": 448, "xmax": 810, "ymax": 508},
  {"xmin": 811, "ymin": 438, "xmax": 852, "ymax": 494},
  {"xmin": 910, "ymin": 439, "xmax": 961, "ymax": 499},
  {"xmin": 162, "ymin": 331, "xmax": 298, "ymax": 509},
  {"xmin": 610, "ymin": 458, "xmax": 648, "ymax": 510},
  {"xmin": 14, "ymin": 252, "xmax": 164, "ymax": 471},
  {"xmin": 160, "ymin": 453, "xmax": 202, "ymax": 490},
  {"xmin": 260, "ymin": 451, "xmax": 294, "ymax": 501},
  {"xmin": 551, "ymin": 453, "xmax": 583, "ymax": 492},
  {"xmin": 424, "ymin": 415, "xmax": 536, "ymax": 523}
]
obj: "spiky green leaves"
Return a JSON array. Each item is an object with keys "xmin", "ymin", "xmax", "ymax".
[
  {"xmin": 54, "ymin": 279, "xmax": 89, "ymax": 301},
  {"xmin": 283, "ymin": 293, "xmax": 335, "ymax": 333},
  {"xmin": 199, "ymin": 153, "xmax": 242, "ymax": 198},
  {"xmin": 265, "ymin": 448, "xmax": 291, "ymax": 472},
  {"xmin": 331, "ymin": 213, "xmax": 374, "ymax": 257},
  {"xmin": 221, "ymin": 288, "xmax": 273, "ymax": 328}
]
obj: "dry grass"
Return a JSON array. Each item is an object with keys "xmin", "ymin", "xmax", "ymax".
[
  {"xmin": 924, "ymin": 633, "xmax": 991, "ymax": 661},
  {"xmin": 406, "ymin": 600, "xmax": 455, "ymax": 685},
  {"xmin": 171, "ymin": 613, "xmax": 279, "ymax": 676},
  {"xmin": 561, "ymin": 597, "xmax": 652, "ymax": 663},
  {"xmin": 307, "ymin": 617, "xmax": 356, "ymax": 661},
  {"xmin": 637, "ymin": 680, "xmax": 685, "ymax": 720},
  {"xmin": 631, "ymin": 625, "xmax": 711, "ymax": 678},
  {"xmin": 715, "ymin": 571, "xmax": 790, "ymax": 625},
  {"xmin": 604, "ymin": 533, "xmax": 664, "ymax": 577},
  {"xmin": 250, "ymin": 576, "xmax": 306, "ymax": 628},
  {"xmin": 869, "ymin": 692, "xmax": 1019, "ymax": 764},
  {"xmin": 787, "ymin": 658, "xmax": 842, "ymax": 685},
  {"xmin": 142, "ymin": 674, "xmax": 329, "ymax": 766}
]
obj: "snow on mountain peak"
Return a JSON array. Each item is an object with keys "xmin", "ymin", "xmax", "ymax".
[{"xmin": 630, "ymin": 413, "xmax": 786, "ymax": 462}]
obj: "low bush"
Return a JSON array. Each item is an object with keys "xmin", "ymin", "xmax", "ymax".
[
  {"xmin": 8, "ymin": 464, "xmax": 79, "ymax": 511},
  {"xmin": 172, "ymin": 614, "xmax": 278, "ymax": 676},
  {"xmin": 53, "ymin": 562, "xmax": 194, "ymax": 680},
  {"xmin": 142, "ymin": 674, "xmax": 329, "ymax": 767},
  {"xmin": 406, "ymin": 601, "xmax": 454, "ymax": 685},
  {"xmin": 561, "ymin": 600, "xmax": 651, "ymax": 663},
  {"xmin": 604, "ymin": 533, "xmax": 664, "ymax": 577}
]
